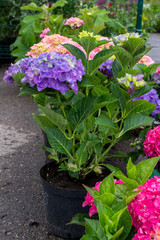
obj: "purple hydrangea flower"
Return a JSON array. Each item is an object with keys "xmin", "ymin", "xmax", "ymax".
[
  {"xmin": 3, "ymin": 53, "xmax": 85, "ymax": 94},
  {"xmin": 152, "ymin": 72, "xmax": 160, "ymax": 85},
  {"xmin": 133, "ymin": 89, "xmax": 160, "ymax": 118},
  {"xmin": 98, "ymin": 58, "xmax": 113, "ymax": 79}
]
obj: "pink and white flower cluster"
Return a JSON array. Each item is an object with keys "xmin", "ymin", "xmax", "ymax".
[
  {"xmin": 128, "ymin": 177, "xmax": 160, "ymax": 240},
  {"xmin": 26, "ymin": 34, "xmax": 114, "ymax": 60},
  {"xmin": 143, "ymin": 125, "xmax": 160, "ymax": 158},
  {"xmin": 138, "ymin": 55, "xmax": 155, "ymax": 66},
  {"xmin": 64, "ymin": 17, "xmax": 84, "ymax": 28},
  {"xmin": 40, "ymin": 28, "xmax": 50, "ymax": 38}
]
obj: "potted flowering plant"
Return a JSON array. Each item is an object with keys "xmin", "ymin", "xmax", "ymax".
[
  {"xmin": 3, "ymin": 32, "xmax": 159, "ymax": 239},
  {"xmin": 71, "ymin": 157, "xmax": 160, "ymax": 239}
]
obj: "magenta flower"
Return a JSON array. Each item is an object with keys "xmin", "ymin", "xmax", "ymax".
[
  {"xmin": 143, "ymin": 125, "xmax": 160, "ymax": 158},
  {"xmin": 128, "ymin": 177, "xmax": 160, "ymax": 239}
]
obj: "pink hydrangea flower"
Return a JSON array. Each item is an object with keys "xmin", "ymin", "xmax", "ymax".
[
  {"xmin": 128, "ymin": 177, "xmax": 160, "ymax": 239},
  {"xmin": 143, "ymin": 125, "xmax": 160, "ymax": 158},
  {"xmin": 138, "ymin": 55, "xmax": 155, "ymax": 66},
  {"xmin": 26, "ymin": 34, "xmax": 114, "ymax": 59},
  {"xmin": 156, "ymin": 68, "xmax": 160, "ymax": 73},
  {"xmin": 64, "ymin": 17, "xmax": 84, "ymax": 28},
  {"xmin": 40, "ymin": 28, "xmax": 50, "ymax": 38},
  {"xmin": 82, "ymin": 180, "xmax": 124, "ymax": 217}
]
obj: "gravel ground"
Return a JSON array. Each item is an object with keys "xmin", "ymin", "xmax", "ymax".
[{"xmin": 0, "ymin": 34, "xmax": 160, "ymax": 240}]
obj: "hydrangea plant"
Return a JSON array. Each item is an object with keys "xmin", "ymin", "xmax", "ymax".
[{"xmin": 3, "ymin": 34, "xmax": 158, "ymax": 180}]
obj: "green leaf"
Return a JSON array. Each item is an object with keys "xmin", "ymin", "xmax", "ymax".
[
  {"xmin": 46, "ymin": 127, "xmax": 72, "ymax": 156},
  {"xmin": 109, "ymin": 83, "xmax": 126, "ymax": 113},
  {"xmin": 135, "ymin": 157, "xmax": 160, "ymax": 185},
  {"xmin": 113, "ymin": 46, "xmax": 132, "ymax": 69},
  {"xmin": 13, "ymin": 72, "xmax": 25, "ymax": 84},
  {"xmin": 11, "ymin": 42, "xmax": 30, "ymax": 60},
  {"xmin": 70, "ymin": 213, "xmax": 91, "ymax": 226},
  {"xmin": 85, "ymin": 218, "xmax": 106, "ymax": 240},
  {"xmin": 92, "ymin": 86, "xmax": 109, "ymax": 96},
  {"xmin": 90, "ymin": 48, "xmax": 118, "ymax": 75},
  {"xmin": 131, "ymin": 85, "xmax": 152, "ymax": 99},
  {"xmin": 18, "ymin": 84, "xmax": 38, "ymax": 96},
  {"xmin": 32, "ymin": 20, "xmax": 43, "ymax": 33},
  {"xmin": 32, "ymin": 114, "xmax": 55, "ymax": 131},
  {"xmin": 91, "ymin": 94, "xmax": 117, "ymax": 116},
  {"xmin": 123, "ymin": 38, "xmax": 146, "ymax": 55},
  {"xmin": 126, "ymin": 158, "xmax": 137, "ymax": 180},
  {"xmin": 79, "ymin": 36, "xmax": 98, "ymax": 56},
  {"xmin": 21, "ymin": 2, "xmax": 42, "ymax": 11},
  {"xmin": 130, "ymin": 47, "xmax": 152, "ymax": 68},
  {"xmin": 68, "ymin": 96, "xmax": 96, "ymax": 130},
  {"xmin": 99, "ymin": 174, "xmax": 115, "ymax": 194},
  {"xmin": 114, "ymin": 173, "xmax": 139, "ymax": 190},
  {"xmin": 79, "ymin": 75, "xmax": 101, "ymax": 87},
  {"xmin": 112, "ymin": 59, "xmax": 122, "ymax": 79},
  {"xmin": 33, "ymin": 93, "xmax": 47, "ymax": 106},
  {"xmin": 39, "ymin": 105, "xmax": 67, "ymax": 132},
  {"xmin": 118, "ymin": 209, "xmax": 132, "ymax": 240},
  {"xmin": 123, "ymin": 114, "xmax": 154, "ymax": 133},
  {"xmin": 95, "ymin": 113, "xmax": 115, "ymax": 129},
  {"xmin": 48, "ymin": 0, "xmax": 67, "ymax": 12},
  {"xmin": 125, "ymin": 100, "xmax": 156, "ymax": 118},
  {"xmin": 62, "ymin": 43, "xmax": 87, "ymax": 68}
]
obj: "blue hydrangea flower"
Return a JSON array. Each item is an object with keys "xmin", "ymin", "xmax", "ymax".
[
  {"xmin": 3, "ymin": 53, "xmax": 85, "ymax": 94},
  {"xmin": 98, "ymin": 58, "xmax": 113, "ymax": 79},
  {"xmin": 133, "ymin": 89, "xmax": 160, "ymax": 118},
  {"xmin": 152, "ymin": 72, "xmax": 160, "ymax": 85}
]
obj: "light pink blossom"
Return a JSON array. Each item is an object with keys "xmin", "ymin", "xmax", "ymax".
[
  {"xmin": 40, "ymin": 28, "xmax": 50, "ymax": 38},
  {"xmin": 64, "ymin": 17, "xmax": 84, "ymax": 28},
  {"xmin": 138, "ymin": 55, "xmax": 155, "ymax": 66}
]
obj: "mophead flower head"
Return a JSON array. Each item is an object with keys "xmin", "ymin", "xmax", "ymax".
[
  {"xmin": 26, "ymin": 34, "xmax": 74, "ymax": 58},
  {"xmin": 78, "ymin": 31, "xmax": 101, "ymax": 41},
  {"xmin": 117, "ymin": 73, "xmax": 146, "ymax": 94},
  {"xmin": 128, "ymin": 177, "xmax": 160, "ymax": 239},
  {"xmin": 114, "ymin": 32, "xmax": 140, "ymax": 46},
  {"xmin": 143, "ymin": 125, "xmax": 160, "ymax": 158},
  {"xmin": 138, "ymin": 55, "xmax": 155, "ymax": 66},
  {"xmin": 64, "ymin": 17, "xmax": 84, "ymax": 28},
  {"xmin": 133, "ymin": 89, "xmax": 160, "ymax": 118},
  {"xmin": 3, "ymin": 53, "xmax": 85, "ymax": 95}
]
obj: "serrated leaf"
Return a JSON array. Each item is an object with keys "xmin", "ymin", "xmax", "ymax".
[
  {"xmin": 39, "ymin": 105, "xmax": 67, "ymax": 132},
  {"xmin": 79, "ymin": 75, "xmax": 101, "ymax": 87},
  {"xmin": 112, "ymin": 59, "xmax": 122, "ymax": 79},
  {"xmin": 18, "ymin": 84, "xmax": 38, "ymax": 96},
  {"xmin": 32, "ymin": 114, "xmax": 55, "ymax": 131},
  {"xmin": 123, "ymin": 114, "xmax": 153, "ymax": 133},
  {"xmin": 126, "ymin": 158, "xmax": 137, "ymax": 180},
  {"xmin": 99, "ymin": 174, "xmax": 115, "ymax": 195},
  {"xmin": 62, "ymin": 43, "xmax": 87, "ymax": 68},
  {"xmin": 70, "ymin": 213, "xmax": 90, "ymax": 226},
  {"xmin": 109, "ymin": 83, "xmax": 126, "ymax": 113},
  {"xmin": 123, "ymin": 38, "xmax": 146, "ymax": 55},
  {"xmin": 85, "ymin": 218, "xmax": 106, "ymax": 240},
  {"xmin": 131, "ymin": 84, "xmax": 152, "ymax": 99},
  {"xmin": 68, "ymin": 96, "xmax": 96, "ymax": 130},
  {"xmin": 95, "ymin": 113, "xmax": 115, "ymax": 129},
  {"xmin": 48, "ymin": 0, "xmax": 67, "ymax": 12},
  {"xmin": 125, "ymin": 100, "xmax": 156, "ymax": 118},
  {"xmin": 46, "ymin": 127, "xmax": 72, "ymax": 156},
  {"xmin": 92, "ymin": 86, "xmax": 109, "ymax": 96},
  {"xmin": 21, "ymin": 2, "xmax": 42, "ymax": 11},
  {"xmin": 90, "ymin": 48, "xmax": 118, "ymax": 75},
  {"xmin": 135, "ymin": 157, "xmax": 160, "ymax": 185},
  {"xmin": 118, "ymin": 209, "xmax": 132, "ymax": 240}
]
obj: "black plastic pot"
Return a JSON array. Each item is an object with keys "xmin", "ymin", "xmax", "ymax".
[{"xmin": 40, "ymin": 162, "xmax": 88, "ymax": 239}]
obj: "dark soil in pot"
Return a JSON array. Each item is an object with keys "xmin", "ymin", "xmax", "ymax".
[{"xmin": 40, "ymin": 162, "xmax": 111, "ymax": 239}]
